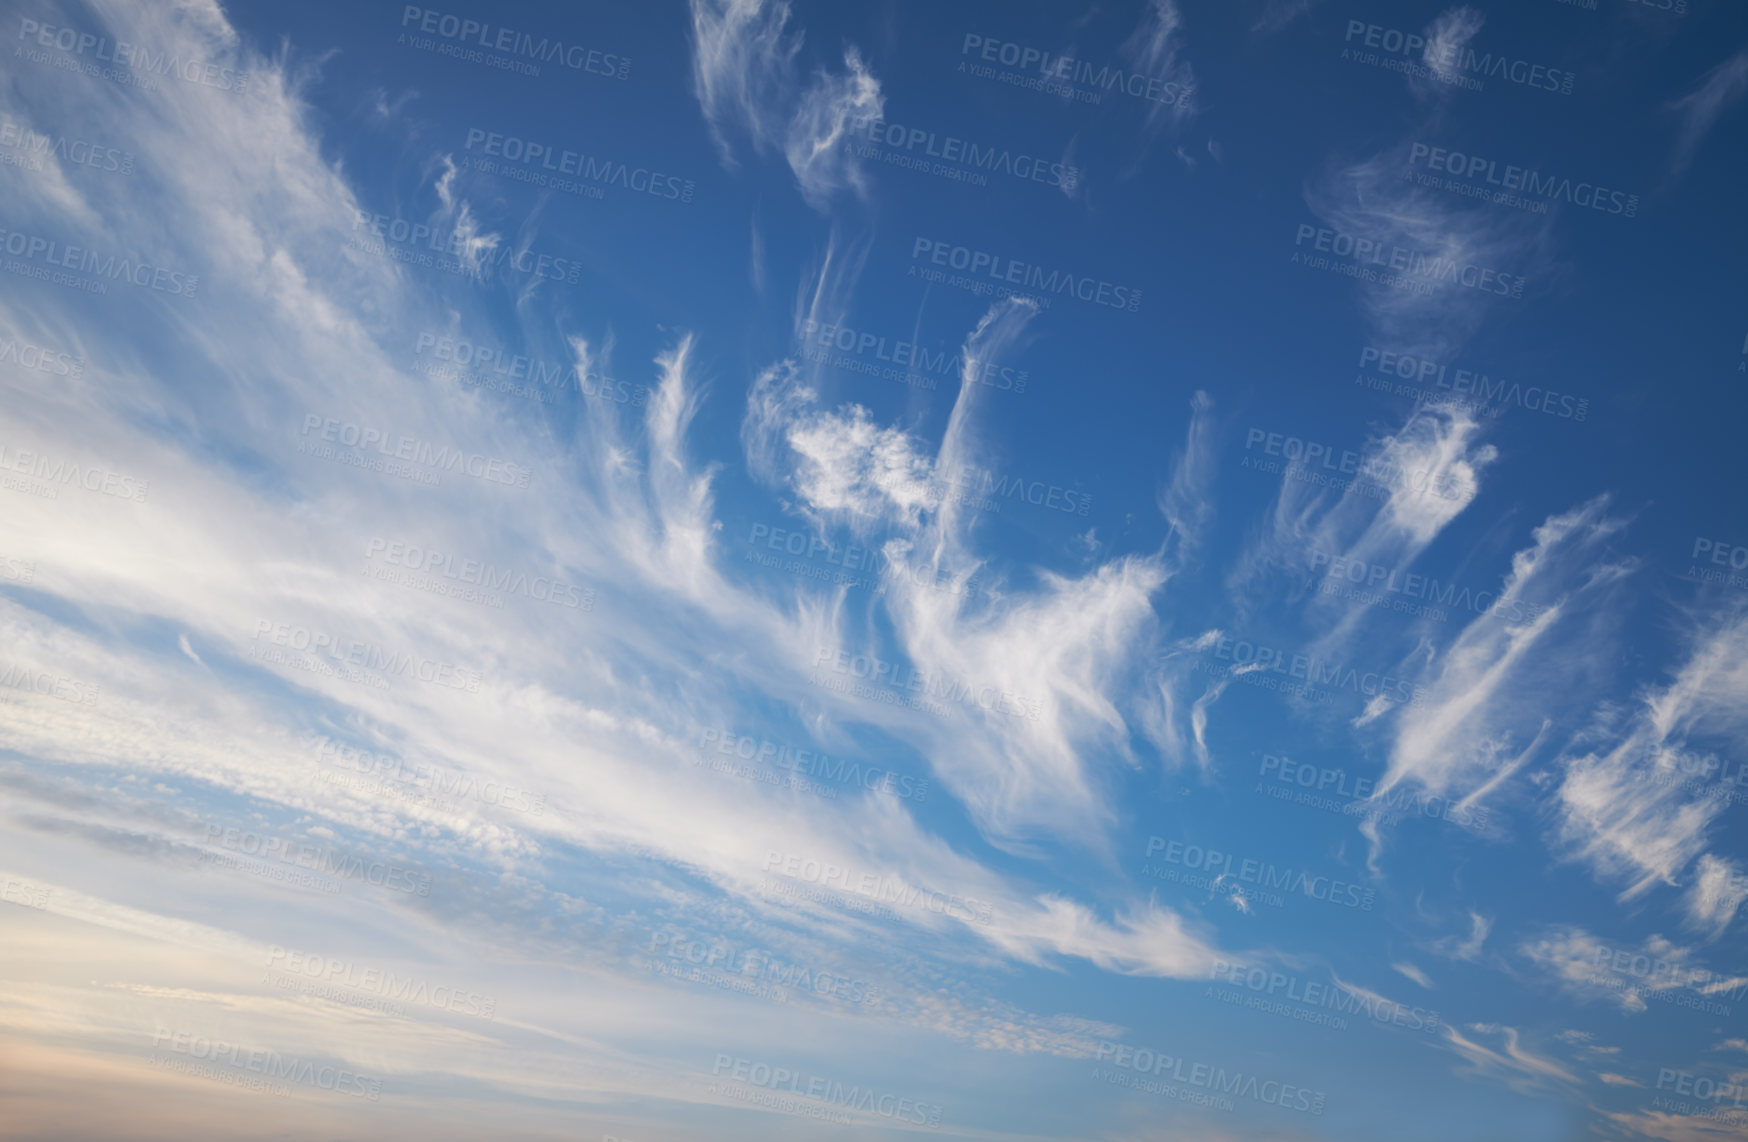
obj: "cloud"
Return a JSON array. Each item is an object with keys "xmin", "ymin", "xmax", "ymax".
[
  {"xmin": 1235, "ymin": 402, "xmax": 1496, "ymax": 673},
  {"xmin": 1303, "ymin": 137, "xmax": 1555, "ymax": 359},
  {"xmin": 688, "ymin": 0, "xmax": 802, "ymax": 164},
  {"xmin": 741, "ymin": 298, "xmax": 1195, "ymax": 853},
  {"xmin": 1121, "ymin": 0, "xmax": 1198, "ymax": 134},
  {"xmin": 688, "ymin": 0, "xmax": 884, "ymax": 209},
  {"xmin": 1392, "ymin": 960, "xmax": 1434, "ymax": 988},
  {"xmin": 0, "ymin": 8, "xmax": 1259, "ymax": 1107},
  {"xmin": 1603, "ymin": 1108, "xmax": 1748, "ymax": 1142},
  {"xmin": 1518, "ymin": 927, "xmax": 1744, "ymax": 1016},
  {"xmin": 1668, "ymin": 46, "xmax": 1748, "ymax": 176},
  {"xmin": 1684, "ymin": 854, "xmax": 1748, "ymax": 941},
  {"xmin": 785, "ymin": 403, "xmax": 939, "ymax": 523},
  {"xmin": 784, "ymin": 48, "xmax": 884, "ymax": 208},
  {"xmin": 1555, "ymin": 611, "xmax": 1748, "ymax": 900},
  {"xmin": 1157, "ymin": 390, "xmax": 1217, "ymax": 558},
  {"xmin": 1430, "ymin": 911, "xmax": 1490, "ymax": 963},
  {"xmin": 1362, "ymin": 497, "xmax": 1632, "ymax": 854},
  {"xmin": 1440, "ymin": 1022, "xmax": 1579, "ymax": 1091},
  {"xmin": 1419, "ymin": 7, "xmax": 1486, "ymax": 91},
  {"xmin": 1250, "ymin": 0, "xmax": 1322, "ymax": 35}
]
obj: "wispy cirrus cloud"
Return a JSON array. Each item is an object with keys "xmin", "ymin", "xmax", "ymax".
[
  {"xmin": 1555, "ymin": 611, "xmax": 1748, "ymax": 904},
  {"xmin": 688, "ymin": 0, "xmax": 884, "ymax": 208},
  {"xmin": 1122, "ymin": 0, "xmax": 1198, "ymax": 135},
  {"xmin": 0, "ymin": 6, "xmax": 1252, "ymax": 1130},
  {"xmin": 1667, "ymin": 46, "xmax": 1748, "ymax": 177},
  {"xmin": 1440, "ymin": 1022, "xmax": 1579, "ymax": 1092},
  {"xmin": 1303, "ymin": 137, "xmax": 1557, "ymax": 360},
  {"xmin": 1363, "ymin": 497, "xmax": 1633, "ymax": 846}
]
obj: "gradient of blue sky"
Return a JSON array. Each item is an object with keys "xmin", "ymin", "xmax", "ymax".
[{"xmin": 1, "ymin": 1, "xmax": 1746, "ymax": 1140}]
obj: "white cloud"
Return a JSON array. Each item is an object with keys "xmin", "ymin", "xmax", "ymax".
[
  {"xmin": 1555, "ymin": 612, "xmax": 1748, "ymax": 900},
  {"xmin": 1668, "ymin": 46, "xmax": 1748, "ymax": 176},
  {"xmin": 688, "ymin": 0, "xmax": 884, "ymax": 209},
  {"xmin": 1440, "ymin": 1022, "xmax": 1579, "ymax": 1091},
  {"xmin": 1420, "ymin": 7, "xmax": 1486, "ymax": 90},
  {"xmin": 688, "ymin": 0, "xmax": 801, "ymax": 164},
  {"xmin": 1303, "ymin": 138, "xmax": 1554, "ymax": 359},
  {"xmin": 784, "ymin": 48, "xmax": 884, "ymax": 208},
  {"xmin": 0, "ymin": 7, "xmax": 1248, "ymax": 1101},
  {"xmin": 1684, "ymin": 854, "xmax": 1748, "ymax": 941},
  {"xmin": 1362, "ymin": 497, "xmax": 1632, "ymax": 859},
  {"xmin": 1431, "ymin": 911, "xmax": 1490, "ymax": 963},
  {"xmin": 1121, "ymin": 0, "xmax": 1198, "ymax": 135},
  {"xmin": 786, "ymin": 403, "xmax": 939, "ymax": 522}
]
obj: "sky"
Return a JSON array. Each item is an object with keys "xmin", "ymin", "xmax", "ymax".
[{"xmin": 0, "ymin": 0, "xmax": 1746, "ymax": 1139}]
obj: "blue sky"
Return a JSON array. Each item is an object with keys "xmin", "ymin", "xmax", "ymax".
[{"xmin": 1, "ymin": 0, "xmax": 1747, "ymax": 1139}]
